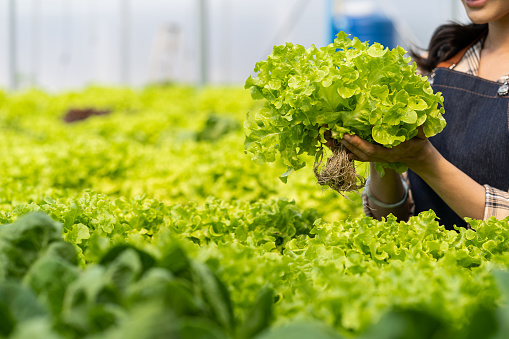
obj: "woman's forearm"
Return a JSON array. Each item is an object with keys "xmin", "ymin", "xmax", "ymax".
[
  {"xmin": 366, "ymin": 163, "xmax": 411, "ymax": 221},
  {"xmin": 407, "ymin": 145, "xmax": 486, "ymax": 220},
  {"xmin": 341, "ymin": 133, "xmax": 486, "ymax": 221}
]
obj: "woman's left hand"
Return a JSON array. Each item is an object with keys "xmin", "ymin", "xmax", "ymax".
[
  {"xmin": 339, "ymin": 127, "xmax": 433, "ymax": 172},
  {"xmin": 340, "ymin": 127, "xmax": 487, "ymax": 221}
]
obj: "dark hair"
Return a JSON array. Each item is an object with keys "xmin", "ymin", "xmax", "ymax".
[{"xmin": 410, "ymin": 22, "xmax": 488, "ymax": 74}]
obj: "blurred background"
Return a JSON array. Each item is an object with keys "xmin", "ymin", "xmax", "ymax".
[{"xmin": 1, "ymin": 0, "xmax": 469, "ymax": 92}]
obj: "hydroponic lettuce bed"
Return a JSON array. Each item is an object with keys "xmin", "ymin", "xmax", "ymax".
[{"xmin": 0, "ymin": 86, "xmax": 508, "ymax": 339}]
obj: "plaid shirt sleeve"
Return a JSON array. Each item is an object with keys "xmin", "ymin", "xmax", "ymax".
[
  {"xmin": 362, "ymin": 171, "xmax": 415, "ymax": 218},
  {"xmin": 484, "ymin": 185, "xmax": 509, "ymax": 220}
]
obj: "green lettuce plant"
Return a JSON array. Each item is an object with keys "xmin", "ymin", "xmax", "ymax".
[{"xmin": 244, "ymin": 32, "xmax": 445, "ymax": 184}]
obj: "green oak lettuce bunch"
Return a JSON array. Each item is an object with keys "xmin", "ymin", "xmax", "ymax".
[{"xmin": 244, "ymin": 32, "xmax": 445, "ymax": 184}]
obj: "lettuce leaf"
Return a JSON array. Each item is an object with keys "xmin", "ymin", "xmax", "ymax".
[{"xmin": 244, "ymin": 32, "xmax": 445, "ymax": 180}]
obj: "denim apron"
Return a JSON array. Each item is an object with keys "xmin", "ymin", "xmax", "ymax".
[{"xmin": 408, "ymin": 53, "xmax": 509, "ymax": 230}]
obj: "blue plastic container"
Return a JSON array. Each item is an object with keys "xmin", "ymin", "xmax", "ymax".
[{"xmin": 331, "ymin": 12, "xmax": 396, "ymax": 49}]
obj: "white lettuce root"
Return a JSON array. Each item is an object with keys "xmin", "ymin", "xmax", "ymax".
[{"xmin": 313, "ymin": 145, "xmax": 365, "ymax": 193}]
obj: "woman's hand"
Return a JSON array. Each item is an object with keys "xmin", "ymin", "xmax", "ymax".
[
  {"xmin": 322, "ymin": 128, "xmax": 341, "ymax": 151},
  {"xmin": 336, "ymin": 127, "xmax": 486, "ymax": 221},
  {"xmin": 338, "ymin": 127, "xmax": 434, "ymax": 172}
]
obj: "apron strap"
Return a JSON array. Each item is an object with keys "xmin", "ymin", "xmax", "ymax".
[{"xmin": 436, "ymin": 29, "xmax": 488, "ymax": 69}]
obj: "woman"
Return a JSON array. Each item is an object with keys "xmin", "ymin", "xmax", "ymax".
[{"xmin": 339, "ymin": 0, "xmax": 509, "ymax": 230}]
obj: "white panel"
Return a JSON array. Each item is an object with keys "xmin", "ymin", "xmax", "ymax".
[{"xmin": 0, "ymin": 0, "xmax": 468, "ymax": 91}]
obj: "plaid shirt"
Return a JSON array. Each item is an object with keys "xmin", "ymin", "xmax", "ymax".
[{"xmin": 363, "ymin": 39, "xmax": 509, "ymax": 221}]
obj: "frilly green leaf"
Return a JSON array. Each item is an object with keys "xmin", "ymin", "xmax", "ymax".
[{"xmin": 244, "ymin": 31, "xmax": 445, "ymax": 179}]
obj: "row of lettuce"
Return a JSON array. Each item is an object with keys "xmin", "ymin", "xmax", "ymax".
[
  {"xmin": 0, "ymin": 86, "xmax": 508, "ymax": 338},
  {"xmin": 0, "ymin": 86, "xmax": 362, "ymax": 221},
  {"xmin": 2, "ymin": 197, "xmax": 509, "ymax": 338}
]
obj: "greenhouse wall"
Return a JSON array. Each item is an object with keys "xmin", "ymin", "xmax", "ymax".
[{"xmin": 0, "ymin": 0, "xmax": 468, "ymax": 91}]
